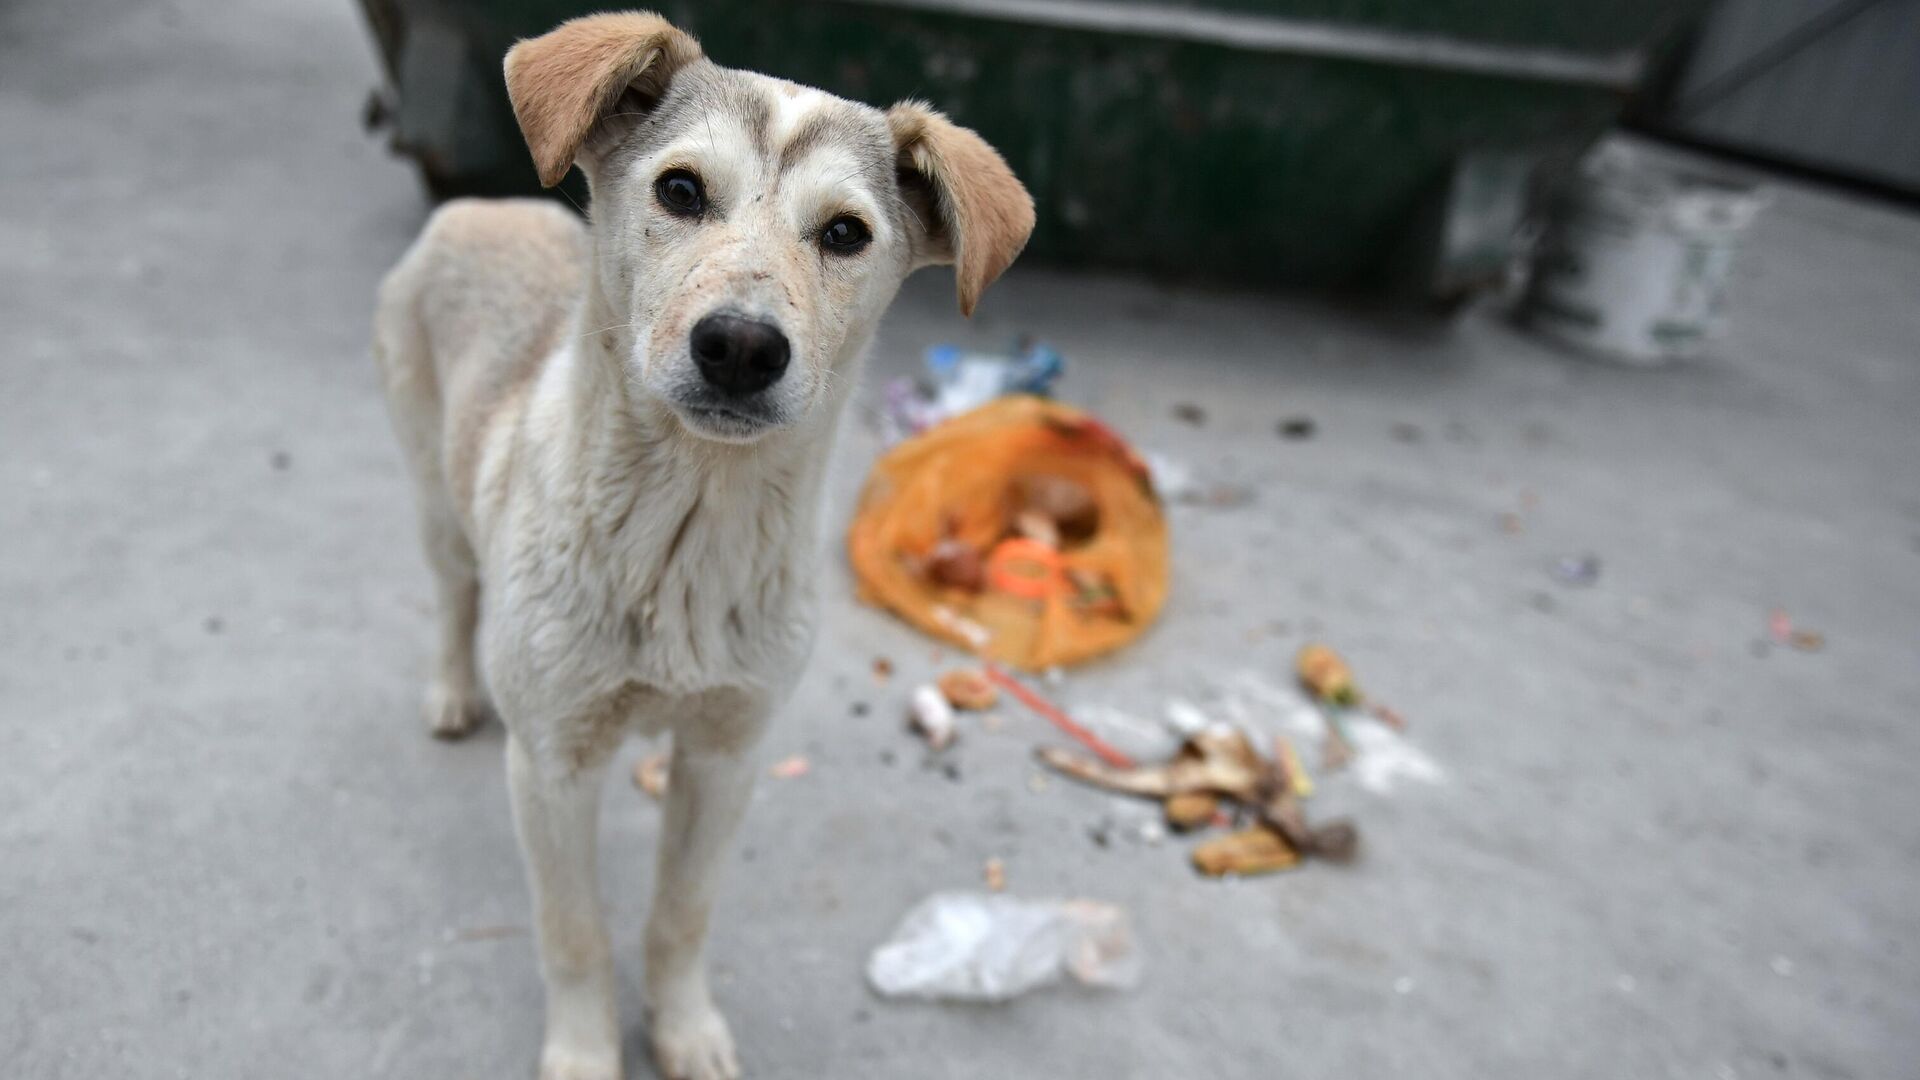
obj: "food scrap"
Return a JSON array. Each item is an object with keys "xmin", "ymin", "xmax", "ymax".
[
  {"xmin": 937, "ymin": 668, "xmax": 1000, "ymax": 711},
  {"xmin": 983, "ymin": 856, "xmax": 1006, "ymax": 892},
  {"xmin": 1297, "ymin": 642, "xmax": 1362, "ymax": 707},
  {"xmin": 1037, "ymin": 725, "xmax": 1359, "ymax": 876}
]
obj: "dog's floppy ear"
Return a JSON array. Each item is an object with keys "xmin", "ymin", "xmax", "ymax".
[
  {"xmin": 504, "ymin": 12, "xmax": 703, "ymax": 188},
  {"xmin": 887, "ymin": 102, "xmax": 1035, "ymax": 317}
]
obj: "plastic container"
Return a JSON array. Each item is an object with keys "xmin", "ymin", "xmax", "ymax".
[{"xmin": 1526, "ymin": 143, "xmax": 1766, "ymax": 365}]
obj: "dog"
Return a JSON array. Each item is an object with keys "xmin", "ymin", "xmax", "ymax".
[{"xmin": 371, "ymin": 11, "xmax": 1032, "ymax": 1080}]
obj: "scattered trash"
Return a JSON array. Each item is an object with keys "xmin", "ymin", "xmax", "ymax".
[
  {"xmin": 1171, "ymin": 402, "xmax": 1207, "ymax": 426},
  {"xmin": 768, "ymin": 754, "xmax": 811, "ymax": 780},
  {"xmin": 1550, "ymin": 553, "xmax": 1602, "ymax": 587},
  {"xmin": 1192, "ymin": 825, "xmax": 1299, "ymax": 877},
  {"xmin": 866, "ymin": 892, "xmax": 1140, "ymax": 1002},
  {"xmin": 1790, "ymin": 630, "xmax": 1825, "ymax": 652},
  {"xmin": 1163, "ymin": 791, "xmax": 1219, "ymax": 832},
  {"xmin": 873, "ymin": 656, "xmax": 895, "ymax": 682},
  {"xmin": 1233, "ymin": 670, "xmax": 1444, "ymax": 796},
  {"xmin": 880, "ymin": 340, "xmax": 1066, "ymax": 443},
  {"xmin": 1297, "ymin": 643, "xmax": 1362, "ymax": 707},
  {"xmin": 1163, "ymin": 699, "xmax": 1212, "ymax": 738},
  {"xmin": 909, "ymin": 684, "xmax": 958, "ymax": 750},
  {"xmin": 1275, "ymin": 737, "xmax": 1314, "ymax": 797},
  {"xmin": 983, "ymin": 857, "xmax": 1006, "ymax": 892},
  {"xmin": 924, "ymin": 538, "xmax": 986, "ymax": 592},
  {"xmin": 937, "ymin": 668, "xmax": 999, "ymax": 711},
  {"xmin": 1037, "ymin": 725, "xmax": 1359, "ymax": 871},
  {"xmin": 1069, "ymin": 703, "xmax": 1183, "ymax": 763},
  {"xmin": 848, "ymin": 396, "xmax": 1168, "ymax": 670},
  {"xmin": 1277, "ymin": 416, "xmax": 1316, "ymax": 440},
  {"xmin": 633, "ymin": 751, "xmax": 670, "ymax": 799},
  {"xmin": 989, "ymin": 666, "xmax": 1135, "ymax": 768},
  {"xmin": 1768, "ymin": 609, "xmax": 1825, "ymax": 652},
  {"xmin": 1015, "ymin": 473, "xmax": 1100, "ymax": 543}
]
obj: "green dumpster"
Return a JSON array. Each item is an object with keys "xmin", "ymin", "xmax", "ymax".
[{"xmin": 359, "ymin": 0, "xmax": 1697, "ymax": 294}]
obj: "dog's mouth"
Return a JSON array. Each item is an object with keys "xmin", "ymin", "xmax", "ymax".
[{"xmin": 672, "ymin": 398, "xmax": 784, "ymax": 442}]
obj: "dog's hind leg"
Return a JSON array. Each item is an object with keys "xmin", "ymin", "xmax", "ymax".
[
  {"xmin": 644, "ymin": 735, "xmax": 756, "ymax": 1080},
  {"xmin": 373, "ymin": 270, "xmax": 490, "ymax": 739}
]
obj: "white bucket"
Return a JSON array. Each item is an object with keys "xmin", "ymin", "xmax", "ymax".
[{"xmin": 1525, "ymin": 143, "xmax": 1766, "ymax": 365}]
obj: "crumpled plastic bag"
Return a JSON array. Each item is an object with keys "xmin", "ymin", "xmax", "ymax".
[
  {"xmin": 848, "ymin": 395, "xmax": 1169, "ymax": 670},
  {"xmin": 866, "ymin": 891, "xmax": 1141, "ymax": 1002}
]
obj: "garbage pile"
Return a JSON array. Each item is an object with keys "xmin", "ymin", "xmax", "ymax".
[{"xmin": 848, "ymin": 395, "xmax": 1169, "ymax": 670}]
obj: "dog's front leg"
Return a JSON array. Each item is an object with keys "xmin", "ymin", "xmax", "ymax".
[
  {"xmin": 645, "ymin": 734, "xmax": 758, "ymax": 1080},
  {"xmin": 506, "ymin": 734, "xmax": 621, "ymax": 1080}
]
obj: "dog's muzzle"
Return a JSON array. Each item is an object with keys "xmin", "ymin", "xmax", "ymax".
[{"xmin": 690, "ymin": 314, "xmax": 790, "ymax": 398}]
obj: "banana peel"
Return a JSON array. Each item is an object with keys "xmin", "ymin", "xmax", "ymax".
[
  {"xmin": 1192, "ymin": 825, "xmax": 1300, "ymax": 877},
  {"xmin": 1164, "ymin": 791, "xmax": 1220, "ymax": 831},
  {"xmin": 1036, "ymin": 726, "xmax": 1359, "ymax": 867}
]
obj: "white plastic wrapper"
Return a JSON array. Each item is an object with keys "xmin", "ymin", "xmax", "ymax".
[{"xmin": 866, "ymin": 892, "xmax": 1141, "ymax": 1002}]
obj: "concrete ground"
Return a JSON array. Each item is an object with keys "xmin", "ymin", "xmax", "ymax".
[{"xmin": 5, "ymin": 1, "xmax": 1919, "ymax": 1078}]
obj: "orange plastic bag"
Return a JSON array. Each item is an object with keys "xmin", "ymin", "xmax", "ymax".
[{"xmin": 848, "ymin": 396, "xmax": 1169, "ymax": 670}]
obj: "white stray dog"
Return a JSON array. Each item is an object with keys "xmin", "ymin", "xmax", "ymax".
[{"xmin": 371, "ymin": 12, "xmax": 1033, "ymax": 1079}]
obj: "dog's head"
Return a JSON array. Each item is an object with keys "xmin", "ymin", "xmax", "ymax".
[{"xmin": 504, "ymin": 12, "xmax": 1034, "ymax": 443}]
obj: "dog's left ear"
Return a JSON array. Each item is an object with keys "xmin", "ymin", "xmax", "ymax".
[
  {"xmin": 887, "ymin": 103, "xmax": 1035, "ymax": 317},
  {"xmin": 504, "ymin": 12, "xmax": 704, "ymax": 188}
]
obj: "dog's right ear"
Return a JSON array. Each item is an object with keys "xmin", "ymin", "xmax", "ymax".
[{"xmin": 504, "ymin": 12, "xmax": 703, "ymax": 188}]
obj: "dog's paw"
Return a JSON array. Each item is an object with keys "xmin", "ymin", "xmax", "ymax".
[
  {"xmin": 537, "ymin": 1043, "xmax": 621, "ymax": 1080},
  {"xmin": 649, "ymin": 1004, "xmax": 740, "ymax": 1080},
  {"xmin": 423, "ymin": 679, "xmax": 492, "ymax": 740}
]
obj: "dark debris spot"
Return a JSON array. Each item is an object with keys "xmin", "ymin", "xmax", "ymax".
[
  {"xmin": 1172, "ymin": 402, "xmax": 1207, "ymax": 426},
  {"xmin": 269, "ymin": 450, "xmax": 292, "ymax": 471},
  {"xmin": 1278, "ymin": 416, "xmax": 1316, "ymax": 439}
]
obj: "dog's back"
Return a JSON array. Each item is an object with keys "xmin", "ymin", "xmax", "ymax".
[{"xmin": 374, "ymin": 197, "xmax": 585, "ymax": 514}]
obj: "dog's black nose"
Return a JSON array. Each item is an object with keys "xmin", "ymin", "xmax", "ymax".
[{"xmin": 690, "ymin": 314, "xmax": 790, "ymax": 397}]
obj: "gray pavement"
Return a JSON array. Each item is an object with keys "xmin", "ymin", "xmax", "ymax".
[{"xmin": 4, "ymin": 1, "xmax": 1918, "ymax": 1078}]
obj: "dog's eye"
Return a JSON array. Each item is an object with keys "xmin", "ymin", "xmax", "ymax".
[
  {"xmin": 820, "ymin": 215, "xmax": 871, "ymax": 254},
  {"xmin": 655, "ymin": 169, "xmax": 705, "ymax": 216}
]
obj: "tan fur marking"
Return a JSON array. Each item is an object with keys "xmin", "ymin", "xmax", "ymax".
[
  {"xmin": 504, "ymin": 12, "xmax": 704, "ymax": 187},
  {"xmin": 886, "ymin": 103, "xmax": 1036, "ymax": 316}
]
